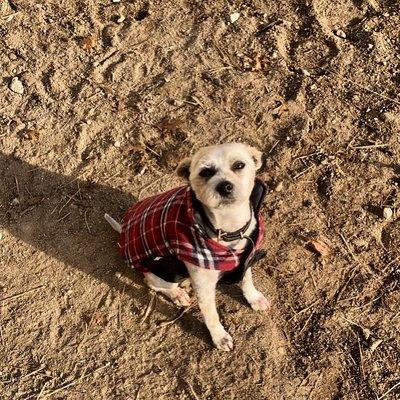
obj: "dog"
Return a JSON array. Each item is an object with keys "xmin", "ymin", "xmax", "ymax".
[{"xmin": 105, "ymin": 143, "xmax": 270, "ymax": 351}]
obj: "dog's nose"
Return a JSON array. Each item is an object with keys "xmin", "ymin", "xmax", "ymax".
[{"xmin": 216, "ymin": 181, "xmax": 234, "ymax": 197}]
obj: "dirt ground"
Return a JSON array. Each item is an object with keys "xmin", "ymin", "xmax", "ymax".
[{"xmin": 1, "ymin": 0, "xmax": 399, "ymax": 399}]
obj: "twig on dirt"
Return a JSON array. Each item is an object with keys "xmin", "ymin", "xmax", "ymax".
[
  {"xmin": 140, "ymin": 293, "xmax": 156, "ymax": 324},
  {"xmin": 212, "ymin": 38, "xmax": 233, "ymax": 67},
  {"xmin": 188, "ymin": 94, "xmax": 204, "ymax": 108},
  {"xmin": 294, "ymin": 151, "xmax": 323, "ymax": 160},
  {"xmin": 138, "ymin": 175, "xmax": 171, "ymax": 200},
  {"xmin": 382, "ymin": 256, "xmax": 400, "ymax": 273},
  {"xmin": 377, "ymin": 381, "xmax": 400, "ymax": 400},
  {"xmin": 40, "ymin": 363, "xmax": 110, "ymax": 399},
  {"xmin": 14, "ymin": 176, "xmax": 20, "ymax": 198},
  {"xmin": 2, "ymin": 12, "xmax": 21, "ymax": 20},
  {"xmin": 351, "ymin": 143, "xmax": 390, "ymax": 150},
  {"xmin": 342, "ymin": 77, "xmax": 400, "ymax": 107},
  {"xmin": 268, "ymin": 140, "xmax": 280, "ymax": 155},
  {"xmin": 338, "ymin": 315, "xmax": 364, "ymax": 330},
  {"xmin": 0, "ymin": 285, "xmax": 44, "ymax": 303},
  {"xmin": 142, "ymin": 142, "xmax": 161, "ymax": 157},
  {"xmin": 0, "ymin": 322, "xmax": 5, "ymax": 346},
  {"xmin": 36, "ymin": 381, "xmax": 49, "ymax": 400},
  {"xmin": 55, "ymin": 212, "xmax": 71, "ymax": 223},
  {"xmin": 50, "ymin": 198, "xmax": 64, "ymax": 215},
  {"xmin": 93, "ymin": 50, "xmax": 119, "ymax": 67},
  {"xmin": 157, "ymin": 301, "xmax": 197, "ymax": 328},
  {"xmin": 339, "ymin": 233, "xmax": 357, "ymax": 261},
  {"xmin": 187, "ymin": 381, "xmax": 201, "ymax": 400},
  {"xmin": 358, "ymin": 337, "xmax": 365, "ymax": 380},
  {"xmin": 288, "ymin": 299, "xmax": 320, "ymax": 322},
  {"xmin": 308, "ymin": 270, "xmax": 318, "ymax": 292},
  {"xmin": 58, "ymin": 189, "xmax": 80, "ymax": 214},
  {"xmin": 299, "ymin": 310, "xmax": 315, "ymax": 335},
  {"xmin": 117, "ymin": 284, "xmax": 126, "ymax": 331},
  {"xmin": 352, "ymin": 295, "xmax": 382, "ymax": 310},
  {"xmin": 135, "ymin": 387, "xmax": 141, "ymax": 400},
  {"xmin": 293, "ymin": 164, "xmax": 315, "ymax": 179},
  {"xmin": 335, "ymin": 266, "xmax": 358, "ymax": 302},
  {"xmin": 103, "ymin": 170, "xmax": 121, "ymax": 183},
  {"xmin": 84, "ymin": 209, "xmax": 91, "ymax": 234},
  {"xmin": 22, "ymin": 366, "xmax": 45, "ymax": 380}
]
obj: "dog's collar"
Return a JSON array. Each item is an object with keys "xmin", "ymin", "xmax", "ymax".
[
  {"xmin": 197, "ymin": 204, "xmax": 253, "ymax": 242},
  {"xmin": 191, "ymin": 179, "xmax": 267, "ymax": 242}
]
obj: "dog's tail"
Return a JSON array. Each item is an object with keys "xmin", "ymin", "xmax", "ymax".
[{"xmin": 104, "ymin": 213, "xmax": 122, "ymax": 234}]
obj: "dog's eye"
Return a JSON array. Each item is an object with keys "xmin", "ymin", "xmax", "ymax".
[
  {"xmin": 199, "ymin": 167, "xmax": 216, "ymax": 178},
  {"xmin": 232, "ymin": 161, "xmax": 245, "ymax": 171}
]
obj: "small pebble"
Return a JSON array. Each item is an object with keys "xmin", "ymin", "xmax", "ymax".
[
  {"xmin": 367, "ymin": 43, "xmax": 374, "ymax": 50},
  {"xmin": 230, "ymin": 12, "xmax": 240, "ymax": 23},
  {"xmin": 116, "ymin": 15, "xmax": 125, "ymax": 23},
  {"xmin": 115, "ymin": 271, "xmax": 122, "ymax": 278},
  {"xmin": 301, "ymin": 68, "xmax": 311, "ymax": 77},
  {"xmin": 114, "ymin": 140, "xmax": 121, "ymax": 148},
  {"xmin": 271, "ymin": 51, "xmax": 278, "ymax": 59},
  {"xmin": 334, "ymin": 29, "xmax": 346, "ymax": 39},
  {"xmin": 112, "ymin": 0, "xmax": 121, "ymax": 2},
  {"xmin": 275, "ymin": 181, "xmax": 284, "ymax": 192},
  {"xmin": 9, "ymin": 77, "xmax": 24, "ymax": 94},
  {"xmin": 383, "ymin": 207, "xmax": 393, "ymax": 220}
]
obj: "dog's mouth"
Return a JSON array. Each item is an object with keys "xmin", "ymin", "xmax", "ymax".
[{"xmin": 217, "ymin": 196, "xmax": 236, "ymax": 206}]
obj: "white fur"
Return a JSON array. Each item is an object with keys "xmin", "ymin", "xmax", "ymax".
[{"xmin": 105, "ymin": 143, "xmax": 269, "ymax": 351}]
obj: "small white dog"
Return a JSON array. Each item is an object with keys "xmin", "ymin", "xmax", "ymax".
[{"xmin": 105, "ymin": 143, "xmax": 270, "ymax": 351}]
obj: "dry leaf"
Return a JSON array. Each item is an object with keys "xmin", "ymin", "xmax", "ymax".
[
  {"xmin": 82, "ymin": 35, "xmax": 95, "ymax": 51},
  {"xmin": 93, "ymin": 311, "xmax": 106, "ymax": 326},
  {"xmin": 24, "ymin": 130, "xmax": 40, "ymax": 140},
  {"xmin": 308, "ymin": 238, "xmax": 331, "ymax": 257},
  {"xmin": 27, "ymin": 196, "xmax": 43, "ymax": 206},
  {"xmin": 123, "ymin": 144, "xmax": 144, "ymax": 156},
  {"xmin": 156, "ymin": 118, "xmax": 183, "ymax": 136},
  {"xmin": 272, "ymin": 103, "xmax": 289, "ymax": 117}
]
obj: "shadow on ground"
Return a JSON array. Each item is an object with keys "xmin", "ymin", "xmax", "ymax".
[{"xmin": 0, "ymin": 152, "xmax": 211, "ymax": 343}]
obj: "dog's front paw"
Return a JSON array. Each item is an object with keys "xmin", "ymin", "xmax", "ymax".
[
  {"xmin": 211, "ymin": 328, "xmax": 234, "ymax": 351},
  {"xmin": 248, "ymin": 292, "xmax": 271, "ymax": 311},
  {"xmin": 170, "ymin": 287, "xmax": 192, "ymax": 307}
]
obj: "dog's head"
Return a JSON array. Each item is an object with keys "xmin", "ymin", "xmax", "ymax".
[{"xmin": 176, "ymin": 143, "xmax": 262, "ymax": 209}]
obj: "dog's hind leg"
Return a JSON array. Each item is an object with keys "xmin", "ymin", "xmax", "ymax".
[{"xmin": 143, "ymin": 272, "xmax": 192, "ymax": 307}]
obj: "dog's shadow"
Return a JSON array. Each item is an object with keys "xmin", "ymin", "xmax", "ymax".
[{"xmin": 0, "ymin": 152, "xmax": 214, "ymax": 342}]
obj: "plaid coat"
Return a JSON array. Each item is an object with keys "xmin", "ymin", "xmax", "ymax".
[{"xmin": 119, "ymin": 182, "xmax": 266, "ymax": 273}]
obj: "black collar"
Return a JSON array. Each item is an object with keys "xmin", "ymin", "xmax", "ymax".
[
  {"xmin": 198, "ymin": 204, "xmax": 253, "ymax": 242},
  {"xmin": 194, "ymin": 179, "xmax": 268, "ymax": 242}
]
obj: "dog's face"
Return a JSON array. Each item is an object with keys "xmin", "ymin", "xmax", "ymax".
[{"xmin": 176, "ymin": 143, "xmax": 262, "ymax": 209}]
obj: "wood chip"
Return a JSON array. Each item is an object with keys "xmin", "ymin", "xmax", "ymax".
[{"xmin": 307, "ymin": 238, "xmax": 331, "ymax": 257}]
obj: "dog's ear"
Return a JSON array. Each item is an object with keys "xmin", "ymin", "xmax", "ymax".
[
  {"xmin": 248, "ymin": 146, "xmax": 262, "ymax": 170},
  {"xmin": 176, "ymin": 157, "xmax": 191, "ymax": 179}
]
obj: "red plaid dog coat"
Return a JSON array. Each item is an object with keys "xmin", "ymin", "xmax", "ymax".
[{"xmin": 119, "ymin": 181, "xmax": 266, "ymax": 274}]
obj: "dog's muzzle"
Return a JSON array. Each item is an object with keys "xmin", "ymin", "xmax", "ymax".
[{"xmin": 216, "ymin": 180, "xmax": 234, "ymax": 198}]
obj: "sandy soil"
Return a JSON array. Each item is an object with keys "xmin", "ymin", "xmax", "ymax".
[{"xmin": 1, "ymin": 0, "xmax": 399, "ymax": 399}]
